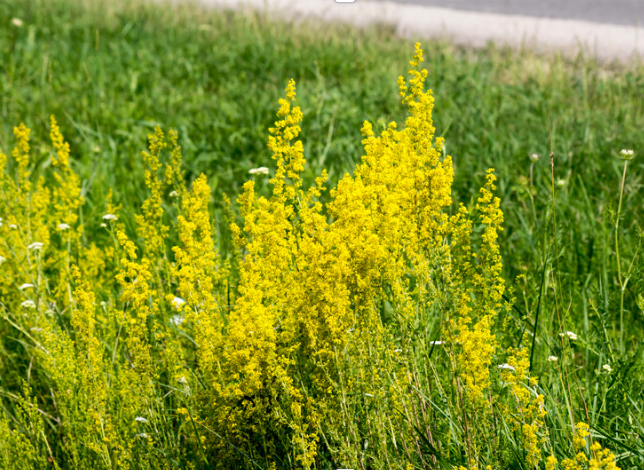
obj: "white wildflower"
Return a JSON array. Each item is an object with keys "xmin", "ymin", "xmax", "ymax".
[
  {"xmin": 178, "ymin": 376, "xmax": 188, "ymax": 385},
  {"xmin": 429, "ymin": 341, "xmax": 443, "ymax": 345},
  {"xmin": 135, "ymin": 417, "xmax": 148, "ymax": 423},
  {"xmin": 619, "ymin": 149, "xmax": 635, "ymax": 161},
  {"xmin": 136, "ymin": 433, "xmax": 149, "ymax": 439},
  {"xmin": 100, "ymin": 223, "xmax": 107, "ymax": 228},
  {"xmin": 248, "ymin": 167, "xmax": 269, "ymax": 175},
  {"xmin": 19, "ymin": 283, "xmax": 34, "ymax": 290},
  {"xmin": 171, "ymin": 297, "xmax": 185, "ymax": 308},
  {"xmin": 393, "ymin": 349, "xmax": 402, "ymax": 353},
  {"xmin": 0, "ymin": 256, "xmax": 5, "ymax": 264},
  {"xmin": 57, "ymin": 223, "xmax": 71, "ymax": 230},
  {"xmin": 364, "ymin": 393, "xmax": 374, "ymax": 398},
  {"xmin": 172, "ymin": 315, "xmax": 184, "ymax": 326},
  {"xmin": 498, "ymin": 364, "xmax": 515, "ymax": 371},
  {"xmin": 169, "ymin": 190, "xmax": 179, "ymax": 197},
  {"xmin": 102, "ymin": 214, "xmax": 118, "ymax": 221},
  {"xmin": 556, "ymin": 178, "xmax": 566, "ymax": 188},
  {"xmin": 10, "ymin": 224, "xmax": 17, "ymax": 229},
  {"xmin": 21, "ymin": 300, "xmax": 36, "ymax": 309},
  {"xmin": 559, "ymin": 331, "xmax": 578, "ymax": 340},
  {"xmin": 27, "ymin": 242, "xmax": 43, "ymax": 251},
  {"xmin": 30, "ymin": 327, "xmax": 43, "ymax": 333},
  {"xmin": 547, "ymin": 356, "xmax": 558, "ymax": 362},
  {"xmin": 529, "ymin": 153, "xmax": 540, "ymax": 163},
  {"xmin": 602, "ymin": 364, "xmax": 613, "ymax": 373},
  {"xmin": 11, "ymin": 18, "xmax": 24, "ymax": 27}
]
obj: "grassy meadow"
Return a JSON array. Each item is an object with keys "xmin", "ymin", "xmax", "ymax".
[{"xmin": 0, "ymin": 0, "xmax": 643, "ymax": 468}]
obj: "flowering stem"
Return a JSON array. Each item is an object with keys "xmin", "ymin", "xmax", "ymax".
[{"xmin": 615, "ymin": 160, "xmax": 628, "ymax": 352}]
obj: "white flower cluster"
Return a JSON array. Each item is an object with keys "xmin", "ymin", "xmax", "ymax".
[
  {"xmin": 559, "ymin": 331, "xmax": 577, "ymax": 340},
  {"xmin": 249, "ymin": 167, "xmax": 269, "ymax": 175}
]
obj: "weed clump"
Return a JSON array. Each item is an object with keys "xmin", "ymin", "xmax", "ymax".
[{"xmin": 0, "ymin": 44, "xmax": 624, "ymax": 470}]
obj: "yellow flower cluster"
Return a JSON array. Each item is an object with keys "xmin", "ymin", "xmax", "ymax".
[
  {"xmin": 0, "ymin": 43, "xmax": 624, "ymax": 470},
  {"xmin": 555, "ymin": 422, "xmax": 620, "ymax": 470},
  {"xmin": 503, "ymin": 347, "xmax": 547, "ymax": 467}
]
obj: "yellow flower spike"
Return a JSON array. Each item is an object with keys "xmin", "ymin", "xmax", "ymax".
[{"xmin": 12, "ymin": 123, "xmax": 31, "ymax": 191}]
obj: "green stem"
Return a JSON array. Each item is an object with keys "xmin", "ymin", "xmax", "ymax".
[{"xmin": 615, "ymin": 160, "xmax": 628, "ymax": 351}]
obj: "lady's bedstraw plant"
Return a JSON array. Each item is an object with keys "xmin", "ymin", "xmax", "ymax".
[{"xmin": 0, "ymin": 44, "xmax": 623, "ymax": 470}]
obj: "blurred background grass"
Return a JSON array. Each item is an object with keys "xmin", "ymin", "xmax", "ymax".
[{"xmin": 1, "ymin": 0, "xmax": 643, "ymax": 464}]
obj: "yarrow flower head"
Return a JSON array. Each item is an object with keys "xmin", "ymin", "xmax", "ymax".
[
  {"xmin": 102, "ymin": 214, "xmax": 118, "ymax": 221},
  {"xmin": 21, "ymin": 300, "xmax": 36, "ymax": 309},
  {"xmin": 547, "ymin": 356, "xmax": 558, "ymax": 362},
  {"xmin": 498, "ymin": 364, "xmax": 516, "ymax": 371},
  {"xmin": 171, "ymin": 297, "xmax": 185, "ymax": 308},
  {"xmin": 429, "ymin": 341, "xmax": 444, "ymax": 345},
  {"xmin": 19, "ymin": 283, "xmax": 34, "ymax": 290},
  {"xmin": 169, "ymin": 190, "xmax": 179, "ymax": 197},
  {"xmin": 619, "ymin": 149, "xmax": 635, "ymax": 161},
  {"xmin": 57, "ymin": 223, "xmax": 71, "ymax": 230},
  {"xmin": 27, "ymin": 242, "xmax": 43, "ymax": 251},
  {"xmin": 248, "ymin": 167, "xmax": 269, "ymax": 175},
  {"xmin": 178, "ymin": 376, "xmax": 188, "ymax": 385},
  {"xmin": 559, "ymin": 331, "xmax": 577, "ymax": 340},
  {"xmin": 11, "ymin": 18, "xmax": 24, "ymax": 27},
  {"xmin": 602, "ymin": 364, "xmax": 613, "ymax": 373},
  {"xmin": 135, "ymin": 416, "xmax": 149, "ymax": 423},
  {"xmin": 0, "ymin": 256, "xmax": 5, "ymax": 264},
  {"xmin": 529, "ymin": 153, "xmax": 540, "ymax": 163}
]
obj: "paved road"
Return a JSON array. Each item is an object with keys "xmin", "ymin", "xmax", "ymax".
[
  {"xmin": 205, "ymin": 0, "xmax": 644, "ymax": 61},
  {"xmin": 372, "ymin": 0, "xmax": 644, "ymax": 26}
]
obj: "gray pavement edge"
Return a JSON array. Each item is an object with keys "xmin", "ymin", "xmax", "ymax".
[{"xmin": 192, "ymin": 0, "xmax": 644, "ymax": 62}]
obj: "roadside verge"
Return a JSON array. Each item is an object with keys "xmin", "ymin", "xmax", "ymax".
[{"xmin": 197, "ymin": 0, "xmax": 644, "ymax": 62}]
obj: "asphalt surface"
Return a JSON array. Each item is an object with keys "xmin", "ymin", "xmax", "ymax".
[
  {"xmin": 372, "ymin": 0, "xmax": 644, "ymax": 27},
  {"xmin": 203, "ymin": 0, "xmax": 644, "ymax": 62}
]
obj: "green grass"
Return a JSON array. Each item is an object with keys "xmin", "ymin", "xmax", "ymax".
[{"xmin": 1, "ymin": 0, "xmax": 643, "ymax": 467}]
